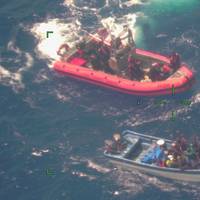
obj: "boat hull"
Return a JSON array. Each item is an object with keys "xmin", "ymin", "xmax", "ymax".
[
  {"xmin": 53, "ymin": 48, "xmax": 195, "ymax": 96},
  {"xmin": 104, "ymin": 130, "xmax": 200, "ymax": 182},
  {"xmin": 110, "ymin": 157, "xmax": 200, "ymax": 182}
]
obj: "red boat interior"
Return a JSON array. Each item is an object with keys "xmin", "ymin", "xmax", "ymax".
[{"xmin": 59, "ymin": 38, "xmax": 180, "ymax": 82}]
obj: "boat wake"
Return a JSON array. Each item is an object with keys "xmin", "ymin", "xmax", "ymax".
[
  {"xmin": 30, "ymin": 18, "xmax": 82, "ymax": 68},
  {"xmin": 109, "ymin": 168, "xmax": 200, "ymax": 198},
  {"xmin": 30, "ymin": 0, "xmax": 144, "ymax": 68}
]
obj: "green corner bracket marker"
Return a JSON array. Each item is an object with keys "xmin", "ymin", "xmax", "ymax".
[
  {"xmin": 46, "ymin": 168, "xmax": 55, "ymax": 176},
  {"xmin": 171, "ymin": 111, "xmax": 176, "ymax": 121},
  {"xmin": 172, "ymin": 84, "xmax": 175, "ymax": 96},
  {"xmin": 46, "ymin": 31, "xmax": 53, "ymax": 38}
]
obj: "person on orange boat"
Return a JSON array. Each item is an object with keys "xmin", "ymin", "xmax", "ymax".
[
  {"xmin": 97, "ymin": 41, "xmax": 114, "ymax": 74},
  {"xmin": 120, "ymin": 25, "xmax": 136, "ymax": 49},
  {"xmin": 89, "ymin": 52, "xmax": 101, "ymax": 70},
  {"xmin": 169, "ymin": 52, "xmax": 181, "ymax": 70},
  {"xmin": 127, "ymin": 52, "xmax": 135, "ymax": 80},
  {"xmin": 57, "ymin": 43, "xmax": 70, "ymax": 57},
  {"xmin": 161, "ymin": 64, "xmax": 173, "ymax": 78},
  {"xmin": 76, "ymin": 39, "xmax": 87, "ymax": 57},
  {"xmin": 127, "ymin": 53, "xmax": 144, "ymax": 81},
  {"xmin": 111, "ymin": 36, "xmax": 123, "ymax": 56},
  {"xmin": 149, "ymin": 62, "xmax": 163, "ymax": 81}
]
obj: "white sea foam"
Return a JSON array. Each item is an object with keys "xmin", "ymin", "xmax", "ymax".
[
  {"xmin": 0, "ymin": 65, "xmax": 24, "ymax": 92},
  {"xmin": 31, "ymin": 0, "xmax": 141, "ymax": 70},
  {"xmin": 31, "ymin": 148, "xmax": 50, "ymax": 157},
  {"xmin": 0, "ymin": 38, "xmax": 34, "ymax": 92},
  {"xmin": 87, "ymin": 160, "xmax": 111, "ymax": 173},
  {"xmin": 101, "ymin": 13, "xmax": 137, "ymax": 44},
  {"xmin": 30, "ymin": 18, "xmax": 81, "ymax": 67}
]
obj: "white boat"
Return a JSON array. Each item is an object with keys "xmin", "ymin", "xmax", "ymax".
[{"xmin": 104, "ymin": 130, "xmax": 200, "ymax": 182}]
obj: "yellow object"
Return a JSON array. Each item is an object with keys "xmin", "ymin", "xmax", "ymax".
[
  {"xmin": 166, "ymin": 159, "xmax": 173, "ymax": 167},
  {"xmin": 167, "ymin": 154, "xmax": 174, "ymax": 160}
]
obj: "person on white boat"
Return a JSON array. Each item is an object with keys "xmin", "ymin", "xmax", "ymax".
[
  {"xmin": 113, "ymin": 133, "xmax": 123, "ymax": 152},
  {"xmin": 104, "ymin": 133, "xmax": 125, "ymax": 154}
]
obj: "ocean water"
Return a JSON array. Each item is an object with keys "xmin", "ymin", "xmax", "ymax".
[{"xmin": 1, "ymin": 0, "xmax": 200, "ymax": 199}]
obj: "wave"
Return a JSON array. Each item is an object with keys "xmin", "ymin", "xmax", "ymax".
[{"xmin": 0, "ymin": 37, "xmax": 33, "ymax": 92}]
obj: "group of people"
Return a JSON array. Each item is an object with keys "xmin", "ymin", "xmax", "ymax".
[
  {"xmin": 74, "ymin": 25, "xmax": 136, "ymax": 75},
  {"xmin": 62, "ymin": 26, "xmax": 181, "ymax": 81},
  {"xmin": 76, "ymin": 36, "xmax": 114, "ymax": 74},
  {"xmin": 142, "ymin": 135, "xmax": 200, "ymax": 169}
]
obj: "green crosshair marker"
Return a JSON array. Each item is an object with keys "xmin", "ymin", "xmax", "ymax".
[
  {"xmin": 171, "ymin": 111, "xmax": 176, "ymax": 121},
  {"xmin": 172, "ymin": 84, "xmax": 175, "ymax": 96},
  {"xmin": 46, "ymin": 31, "xmax": 53, "ymax": 38},
  {"xmin": 46, "ymin": 168, "xmax": 55, "ymax": 176}
]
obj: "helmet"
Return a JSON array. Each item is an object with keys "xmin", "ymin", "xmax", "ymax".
[
  {"xmin": 168, "ymin": 154, "xmax": 174, "ymax": 160},
  {"xmin": 157, "ymin": 139, "xmax": 165, "ymax": 146}
]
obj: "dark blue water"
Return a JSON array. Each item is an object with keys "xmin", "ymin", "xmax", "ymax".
[{"xmin": 1, "ymin": 0, "xmax": 200, "ymax": 199}]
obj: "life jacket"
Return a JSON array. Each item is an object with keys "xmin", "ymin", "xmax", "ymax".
[{"xmin": 162, "ymin": 64, "xmax": 171, "ymax": 73}]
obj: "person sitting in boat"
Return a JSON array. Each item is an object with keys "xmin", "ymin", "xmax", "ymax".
[
  {"xmin": 127, "ymin": 52, "xmax": 135, "ymax": 80},
  {"xmin": 127, "ymin": 53, "xmax": 144, "ymax": 81},
  {"xmin": 185, "ymin": 143, "xmax": 196, "ymax": 168},
  {"xmin": 192, "ymin": 136, "xmax": 200, "ymax": 162},
  {"xmin": 169, "ymin": 52, "xmax": 181, "ymax": 70},
  {"xmin": 161, "ymin": 64, "xmax": 173, "ymax": 78},
  {"xmin": 112, "ymin": 133, "xmax": 124, "ymax": 152},
  {"xmin": 111, "ymin": 36, "xmax": 123, "ymax": 56},
  {"xmin": 57, "ymin": 43, "xmax": 70, "ymax": 59},
  {"xmin": 168, "ymin": 142, "xmax": 181, "ymax": 160},
  {"xmin": 149, "ymin": 62, "xmax": 163, "ymax": 81},
  {"xmin": 104, "ymin": 140, "xmax": 114, "ymax": 153},
  {"xmin": 76, "ymin": 39, "xmax": 87, "ymax": 58},
  {"xmin": 97, "ymin": 41, "xmax": 114, "ymax": 74},
  {"xmin": 134, "ymin": 60, "xmax": 144, "ymax": 81},
  {"xmin": 89, "ymin": 52, "xmax": 102, "ymax": 70},
  {"xmin": 104, "ymin": 133, "xmax": 126, "ymax": 154},
  {"xmin": 141, "ymin": 139, "xmax": 166, "ymax": 166},
  {"xmin": 165, "ymin": 154, "xmax": 175, "ymax": 168},
  {"xmin": 154, "ymin": 139, "xmax": 166, "ymax": 166},
  {"xmin": 176, "ymin": 135, "xmax": 188, "ymax": 152}
]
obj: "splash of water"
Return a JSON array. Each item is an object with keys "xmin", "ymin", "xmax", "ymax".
[
  {"xmin": 30, "ymin": 18, "xmax": 81, "ymax": 67},
  {"xmin": 0, "ymin": 37, "xmax": 34, "ymax": 92}
]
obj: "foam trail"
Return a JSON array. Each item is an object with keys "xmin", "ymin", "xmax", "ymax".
[
  {"xmin": 101, "ymin": 13, "xmax": 137, "ymax": 44},
  {"xmin": 31, "ymin": 18, "xmax": 81, "ymax": 67}
]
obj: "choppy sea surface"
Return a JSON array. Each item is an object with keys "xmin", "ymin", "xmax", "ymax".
[{"xmin": 1, "ymin": 0, "xmax": 200, "ymax": 199}]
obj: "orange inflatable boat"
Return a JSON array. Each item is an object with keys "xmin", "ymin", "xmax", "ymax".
[{"xmin": 53, "ymin": 34, "xmax": 195, "ymax": 96}]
